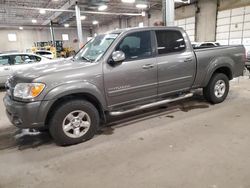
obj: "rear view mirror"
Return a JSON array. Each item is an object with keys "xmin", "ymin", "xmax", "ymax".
[{"xmin": 111, "ymin": 51, "xmax": 125, "ymax": 63}]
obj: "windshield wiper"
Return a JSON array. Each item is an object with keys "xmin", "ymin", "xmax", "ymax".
[{"xmin": 81, "ymin": 56, "xmax": 93, "ymax": 62}]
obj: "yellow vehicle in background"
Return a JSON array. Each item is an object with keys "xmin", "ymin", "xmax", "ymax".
[
  {"xmin": 31, "ymin": 41, "xmax": 75, "ymax": 59},
  {"xmin": 31, "ymin": 41, "xmax": 57, "ymax": 58}
]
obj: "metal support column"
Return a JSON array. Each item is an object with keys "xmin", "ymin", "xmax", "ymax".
[
  {"xmin": 162, "ymin": 0, "xmax": 175, "ymax": 26},
  {"xmin": 50, "ymin": 21, "xmax": 55, "ymax": 46},
  {"xmin": 75, "ymin": 3, "xmax": 83, "ymax": 49}
]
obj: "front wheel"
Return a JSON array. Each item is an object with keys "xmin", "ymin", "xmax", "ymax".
[
  {"xmin": 203, "ymin": 73, "xmax": 229, "ymax": 104},
  {"xmin": 49, "ymin": 100, "xmax": 99, "ymax": 146}
]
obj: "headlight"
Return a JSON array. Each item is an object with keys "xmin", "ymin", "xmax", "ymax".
[{"xmin": 14, "ymin": 83, "xmax": 45, "ymax": 99}]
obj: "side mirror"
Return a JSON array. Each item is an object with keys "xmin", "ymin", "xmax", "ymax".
[{"xmin": 111, "ymin": 51, "xmax": 125, "ymax": 64}]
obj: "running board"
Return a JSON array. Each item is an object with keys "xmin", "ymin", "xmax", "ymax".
[{"xmin": 109, "ymin": 93, "xmax": 194, "ymax": 116}]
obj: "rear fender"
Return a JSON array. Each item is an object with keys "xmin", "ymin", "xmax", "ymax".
[{"xmin": 201, "ymin": 56, "xmax": 233, "ymax": 87}]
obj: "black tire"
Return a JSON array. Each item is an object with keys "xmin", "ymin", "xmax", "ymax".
[
  {"xmin": 49, "ymin": 100, "xmax": 99, "ymax": 146},
  {"xmin": 203, "ymin": 73, "xmax": 229, "ymax": 104}
]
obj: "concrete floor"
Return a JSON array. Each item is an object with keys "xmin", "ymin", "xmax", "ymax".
[{"xmin": 0, "ymin": 77, "xmax": 250, "ymax": 188}]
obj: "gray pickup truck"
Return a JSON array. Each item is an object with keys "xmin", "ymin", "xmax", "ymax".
[{"xmin": 4, "ymin": 27, "xmax": 245, "ymax": 146}]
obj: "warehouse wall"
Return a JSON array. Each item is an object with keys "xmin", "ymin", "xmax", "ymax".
[
  {"xmin": 219, "ymin": 0, "xmax": 250, "ymax": 10},
  {"xmin": 95, "ymin": 0, "xmax": 250, "ymax": 42},
  {"xmin": 0, "ymin": 28, "xmax": 90, "ymax": 53},
  {"xmin": 95, "ymin": 4, "xmax": 197, "ymax": 34}
]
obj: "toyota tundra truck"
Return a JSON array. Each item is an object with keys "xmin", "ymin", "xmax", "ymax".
[{"xmin": 4, "ymin": 27, "xmax": 245, "ymax": 146}]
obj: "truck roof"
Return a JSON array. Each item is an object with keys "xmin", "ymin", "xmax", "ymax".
[{"xmin": 109, "ymin": 26, "xmax": 183, "ymax": 34}]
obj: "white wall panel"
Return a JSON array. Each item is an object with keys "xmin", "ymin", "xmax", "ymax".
[
  {"xmin": 216, "ymin": 6, "xmax": 250, "ymax": 52},
  {"xmin": 186, "ymin": 17, "xmax": 195, "ymax": 24},
  {"xmin": 189, "ymin": 36, "xmax": 195, "ymax": 42},
  {"xmin": 217, "ymin": 25, "xmax": 230, "ymax": 33},
  {"xmin": 216, "ymin": 40, "xmax": 229, "ymax": 45},
  {"xmin": 231, "ymin": 15, "xmax": 244, "ymax": 24},
  {"xmin": 231, "ymin": 7, "xmax": 244, "ymax": 16},
  {"xmin": 175, "ymin": 16, "xmax": 196, "ymax": 42},
  {"xmin": 245, "ymin": 6, "xmax": 250, "ymax": 14},
  {"xmin": 186, "ymin": 30, "xmax": 195, "ymax": 36},
  {"xmin": 216, "ymin": 33, "xmax": 230, "ymax": 40},
  {"xmin": 217, "ymin": 18, "xmax": 231, "ymax": 26},
  {"xmin": 244, "ymin": 14, "xmax": 250, "ymax": 21},
  {"xmin": 229, "ymin": 39, "xmax": 242, "ymax": 45},
  {"xmin": 218, "ymin": 10, "xmax": 231, "ymax": 18},
  {"xmin": 243, "ymin": 38, "xmax": 250, "ymax": 45},
  {"xmin": 230, "ymin": 31, "xmax": 242, "ymax": 38},
  {"xmin": 230, "ymin": 23, "xmax": 243, "ymax": 31},
  {"xmin": 178, "ymin": 25, "xmax": 186, "ymax": 30},
  {"xmin": 178, "ymin": 19, "xmax": 185, "ymax": 25},
  {"xmin": 244, "ymin": 22, "xmax": 250, "ymax": 30},
  {"xmin": 186, "ymin": 23, "xmax": 195, "ymax": 30},
  {"xmin": 243, "ymin": 30, "xmax": 250, "ymax": 37}
]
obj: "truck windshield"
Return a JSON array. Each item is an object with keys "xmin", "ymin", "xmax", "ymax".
[{"xmin": 74, "ymin": 33, "xmax": 119, "ymax": 62}]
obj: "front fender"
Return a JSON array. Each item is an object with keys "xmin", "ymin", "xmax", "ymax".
[
  {"xmin": 201, "ymin": 56, "xmax": 233, "ymax": 87},
  {"xmin": 43, "ymin": 82, "xmax": 107, "ymax": 109}
]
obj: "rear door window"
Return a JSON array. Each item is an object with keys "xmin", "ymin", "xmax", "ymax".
[
  {"xmin": 155, "ymin": 30, "xmax": 186, "ymax": 55},
  {"xmin": 29, "ymin": 55, "xmax": 41, "ymax": 62},
  {"xmin": 11, "ymin": 55, "xmax": 36, "ymax": 65}
]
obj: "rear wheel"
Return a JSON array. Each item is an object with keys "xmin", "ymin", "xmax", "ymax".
[
  {"xmin": 49, "ymin": 100, "xmax": 99, "ymax": 146},
  {"xmin": 203, "ymin": 73, "xmax": 229, "ymax": 104}
]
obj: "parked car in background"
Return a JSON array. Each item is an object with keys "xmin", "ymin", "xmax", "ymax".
[
  {"xmin": 0, "ymin": 53, "xmax": 50, "ymax": 86},
  {"xmin": 192, "ymin": 42, "xmax": 221, "ymax": 49},
  {"xmin": 199, "ymin": 42, "xmax": 220, "ymax": 47},
  {"xmin": 35, "ymin": 50, "xmax": 54, "ymax": 59},
  {"xmin": 245, "ymin": 51, "xmax": 250, "ymax": 71},
  {"xmin": 4, "ymin": 27, "xmax": 245, "ymax": 146}
]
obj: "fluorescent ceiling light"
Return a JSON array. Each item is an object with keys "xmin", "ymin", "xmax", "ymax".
[
  {"xmin": 19, "ymin": 27, "xmax": 23, "ymax": 30},
  {"xmin": 121, "ymin": 0, "xmax": 135, "ymax": 3},
  {"xmin": 80, "ymin": 15, "xmax": 86, "ymax": 20},
  {"xmin": 136, "ymin": 4, "xmax": 148, "ymax": 9},
  {"xmin": 98, "ymin": 5, "xmax": 108, "ymax": 11},
  {"xmin": 31, "ymin": 19, "xmax": 37, "ymax": 23},
  {"xmin": 174, "ymin": 0, "xmax": 190, "ymax": 3},
  {"xmin": 64, "ymin": 23, "xmax": 70, "ymax": 27},
  {"xmin": 93, "ymin": 20, "xmax": 99, "ymax": 25},
  {"xmin": 39, "ymin": 9, "xmax": 46, "ymax": 14}
]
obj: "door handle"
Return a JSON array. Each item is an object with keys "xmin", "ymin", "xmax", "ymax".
[
  {"xmin": 142, "ymin": 64, "xmax": 154, "ymax": 69},
  {"xmin": 4, "ymin": 68, "xmax": 10, "ymax": 70},
  {"xmin": 184, "ymin": 58, "xmax": 193, "ymax": 63}
]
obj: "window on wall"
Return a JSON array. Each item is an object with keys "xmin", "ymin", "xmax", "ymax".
[
  {"xmin": 8, "ymin": 33, "xmax": 17, "ymax": 42},
  {"xmin": 155, "ymin": 30, "xmax": 186, "ymax": 55},
  {"xmin": 62, "ymin": 34, "xmax": 69, "ymax": 41}
]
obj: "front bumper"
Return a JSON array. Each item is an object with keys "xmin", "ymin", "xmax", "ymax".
[{"xmin": 3, "ymin": 95, "xmax": 45, "ymax": 128}]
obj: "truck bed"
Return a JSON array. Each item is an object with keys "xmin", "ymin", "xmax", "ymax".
[{"xmin": 192, "ymin": 45, "xmax": 245, "ymax": 88}]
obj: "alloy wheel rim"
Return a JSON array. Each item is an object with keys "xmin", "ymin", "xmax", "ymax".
[
  {"xmin": 62, "ymin": 110, "xmax": 91, "ymax": 138},
  {"xmin": 214, "ymin": 80, "xmax": 226, "ymax": 98}
]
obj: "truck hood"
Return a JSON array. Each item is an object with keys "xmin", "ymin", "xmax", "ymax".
[{"xmin": 14, "ymin": 59, "xmax": 92, "ymax": 80}]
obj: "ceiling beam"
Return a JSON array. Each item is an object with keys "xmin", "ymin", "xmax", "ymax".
[
  {"xmin": 42, "ymin": 0, "xmax": 77, "ymax": 25},
  {"xmin": 1, "ymin": 3, "xmax": 142, "ymax": 25}
]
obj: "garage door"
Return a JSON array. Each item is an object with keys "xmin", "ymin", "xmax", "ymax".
[
  {"xmin": 175, "ymin": 17, "xmax": 195, "ymax": 42},
  {"xmin": 216, "ymin": 6, "xmax": 250, "ymax": 52}
]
